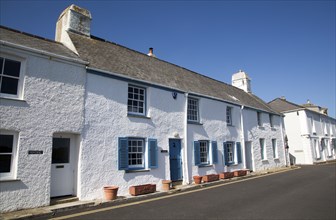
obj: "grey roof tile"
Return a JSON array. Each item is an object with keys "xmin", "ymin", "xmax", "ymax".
[
  {"xmin": 0, "ymin": 26, "xmax": 80, "ymax": 60},
  {"xmin": 68, "ymin": 31, "xmax": 279, "ymax": 114}
]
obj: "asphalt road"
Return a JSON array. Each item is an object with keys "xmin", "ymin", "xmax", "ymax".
[{"xmin": 51, "ymin": 164, "xmax": 336, "ymax": 220}]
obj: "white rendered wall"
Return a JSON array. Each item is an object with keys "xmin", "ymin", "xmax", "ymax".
[
  {"xmin": 0, "ymin": 47, "xmax": 86, "ymax": 212},
  {"xmin": 79, "ymin": 72, "xmax": 185, "ymax": 200},
  {"xmin": 243, "ymin": 109, "xmax": 286, "ymax": 171},
  {"xmin": 187, "ymin": 98, "xmax": 243, "ymax": 181}
]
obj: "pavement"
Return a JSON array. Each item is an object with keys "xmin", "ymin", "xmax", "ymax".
[{"xmin": 0, "ymin": 165, "xmax": 304, "ymax": 220}]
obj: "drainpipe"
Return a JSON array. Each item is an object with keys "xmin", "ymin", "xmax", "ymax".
[
  {"xmin": 240, "ymin": 105, "xmax": 246, "ymax": 169},
  {"xmin": 183, "ymin": 93, "xmax": 190, "ymax": 184},
  {"xmin": 279, "ymin": 116, "xmax": 288, "ymax": 166}
]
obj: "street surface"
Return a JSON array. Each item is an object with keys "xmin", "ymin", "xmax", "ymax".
[{"xmin": 51, "ymin": 164, "xmax": 336, "ymax": 220}]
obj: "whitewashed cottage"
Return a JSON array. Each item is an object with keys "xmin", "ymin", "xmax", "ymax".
[
  {"xmin": 269, "ymin": 98, "xmax": 336, "ymax": 164},
  {"xmin": 0, "ymin": 4, "xmax": 287, "ymax": 212}
]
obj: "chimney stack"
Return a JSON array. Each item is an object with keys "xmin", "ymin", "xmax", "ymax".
[
  {"xmin": 232, "ymin": 70, "xmax": 251, "ymax": 93},
  {"xmin": 147, "ymin": 48, "xmax": 156, "ymax": 57},
  {"xmin": 55, "ymin": 5, "xmax": 92, "ymax": 54}
]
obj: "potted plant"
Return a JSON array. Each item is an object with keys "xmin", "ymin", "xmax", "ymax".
[
  {"xmin": 103, "ymin": 186, "xmax": 119, "ymax": 201},
  {"xmin": 203, "ymin": 174, "xmax": 220, "ymax": 183},
  {"xmin": 220, "ymin": 172, "xmax": 234, "ymax": 179},
  {"xmin": 193, "ymin": 175, "xmax": 203, "ymax": 184},
  {"xmin": 129, "ymin": 184, "xmax": 156, "ymax": 196}
]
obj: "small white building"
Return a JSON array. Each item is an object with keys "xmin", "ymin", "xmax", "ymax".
[
  {"xmin": 0, "ymin": 26, "xmax": 87, "ymax": 211},
  {"xmin": 269, "ymin": 98, "xmax": 336, "ymax": 164},
  {"xmin": 0, "ymin": 4, "xmax": 287, "ymax": 212}
]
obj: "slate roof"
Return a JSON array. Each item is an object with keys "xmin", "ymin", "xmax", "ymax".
[
  {"xmin": 68, "ymin": 31, "xmax": 279, "ymax": 115},
  {"xmin": 0, "ymin": 26, "xmax": 81, "ymax": 61},
  {"xmin": 268, "ymin": 98, "xmax": 303, "ymax": 113}
]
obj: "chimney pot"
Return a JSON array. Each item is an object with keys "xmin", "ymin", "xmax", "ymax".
[{"xmin": 148, "ymin": 47, "xmax": 156, "ymax": 57}]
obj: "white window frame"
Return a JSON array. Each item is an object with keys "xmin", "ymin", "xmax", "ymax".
[
  {"xmin": 260, "ymin": 138, "xmax": 266, "ymax": 160},
  {"xmin": 272, "ymin": 139, "xmax": 278, "ymax": 158},
  {"xmin": 0, "ymin": 53, "xmax": 25, "ymax": 100},
  {"xmin": 127, "ymin": 85, "xmax": 146, "ymax": 116},
  {"xmin": 127, "ymin": 138, "xmax": 145, "ymax": 169},
  {"xmin": 226, "ymin": 142, "xmax": 234, "ymax": 163},
  {"xmin": 199, "ymin": 140, "xmax": 209, "ymax": 164},
  {"xmin": 226, "ymin": 106, "xmax": 233, "ymax": 125},
  {"xmin": 187, "ymin": 97, "xmax": 199, "ymax": 122},
  {"xmin": 0, "ymin": 130, "xmax": 19, "ymax": 180}
]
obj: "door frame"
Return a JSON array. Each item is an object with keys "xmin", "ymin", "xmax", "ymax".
[
  {"xmin": 50, "ymin": 133, "xmax": 79, "ymax": 198},
  {"xmin": 169, "ymin": 138, "xmax": 182, "ymax": 181}
]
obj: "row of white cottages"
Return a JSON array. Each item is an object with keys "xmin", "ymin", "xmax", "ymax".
[{"xmin": 0, "ymin": 5, "xmax": 288, "ymax": 212}]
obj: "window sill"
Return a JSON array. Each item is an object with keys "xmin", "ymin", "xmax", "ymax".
[
  {"xmin": 0, "ymin": 96, "xmax": 26, "ymax": 103},
  {"xmin": 125, "ymin": 169, "xmax": 150, "ymax": 173},
  {"xmin": 227, "ymin": 124, "xmax": 235, "ymax": 127},
  {"xmin": 198, "ymin": 164, "xmax": 212, "ymax": 168},
  {"xmin": 188, "ymin": 121, "xmax": 203, "ymax": 125},
  {"xmin": 273, "ymin": 157, "xmax": 280, "ymax": 160},
  {"xmin": 127, "ymin": 113, "xmax": 151, "ymax": 119},
  {"xmin": 0, "ymin": 178, "xmax": 21, "ymax": 182},
  {"xmin": 258, "ymin": 126, "xmax": 265, "ymax": 130},
  {"xmin": 271, "ymin": 127, "xmax": 276, "ymax": 131},
  {"xmin": 261, "ymin": 159, "xmax": 268, "ymax": 162}
]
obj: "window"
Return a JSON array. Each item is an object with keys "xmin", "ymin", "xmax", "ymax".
[
  {"xmin": 223, "ymin": 142, "xmax": 242, "ymax": 166},
  {"xmin": 269, "ymin": 114, "xmax": 274, "ymax": 128},
  {"xmin": 260, "ymin": 138, "xmax": 266, "ymax": 160},
  {"xmin": 128, "ymin": 139, "xmax": 144, "ymax": 168},
  {"xmin": 0, "ymin": 131, "xmax": 18, "ymax": 180},
  {"xmin": 128, "ymin": 85, "xmax": 146, "ymax": 116},
  {"xmin": 226, "ymin": 142, "xmax": 234, "ymax": 163},
  {"xmin": 226, "ymin": 107, "xmax": 232, "ymax": 125},
  {"xmin": 0, "ymin": 56, "xmax": 24, "ymax": 99},
  {"xmin": 199, "ymin": 141, "xmax": 208, "ymax": 164},
  {"xmin": 314, "ymin": 139, "xmax": 321, "ymax": 159},
  {"xmin": 187, "ymin": 97, "xmax": 199, "ymax": 122},
  {"xmin": 118, "ymin": 137, "xmax": 157, "ymax": 170},
  {"xmin": 194, "ymin": 140, "xmax": 218, "ymax": 166},
  {"xmin": 257, "ymin": 112, "xmax": 262, "ymax": 127},
  {"xmin": 272, "ymin": 139, "xmax": 278, "ymax": 158}
]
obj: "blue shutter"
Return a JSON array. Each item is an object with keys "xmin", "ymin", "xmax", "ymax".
[
  {"xmin": 118, "ymin": 137, "xmax": 128, "ymax": 170},
  {"xmin": 194, "ymin": 141, "xmax": 200, "ymax": 166},
  {"xmin": 223, "ymin": 142, "xmax": 229, "ymax": 165},
  {"xmin": 236, "ymin": 142, "xmax": 242, "ymax": 163},
  {"xmin": 148, "ymin": 138, "xmax": 158, "ymax": 168},
  {"xmin": 212, "ymin": 141, "xmax": 218, "ymax": 164}
]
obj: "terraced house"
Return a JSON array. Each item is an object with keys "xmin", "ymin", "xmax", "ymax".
[
  {"xmin": 269, "ymin": 98, "xmax": 336, "ymax": 165},
  {"xmin": 0, "ymin": 5, "xmax": 287, "ymax": 212}
]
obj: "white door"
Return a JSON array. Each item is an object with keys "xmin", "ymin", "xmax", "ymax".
[
  {"xmin": 50, "ymin": 135, "xmax": 75, "ymax": 197},
  {"xmin": 245, "ymin": 141, "xmax": 254, "ymax": 171}
]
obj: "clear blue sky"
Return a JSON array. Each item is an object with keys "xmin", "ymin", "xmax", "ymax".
[{"xmin": 1, "ymin": 0, "xmax": 335, "ymax": 117}]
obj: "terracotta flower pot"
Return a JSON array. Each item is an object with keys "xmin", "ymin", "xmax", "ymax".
[
  {"xmin": 129, "ymin": 184, "xmax": 156, "ymax": 196},
  {"xmin": 193, "ymin": 176, "xmax": 203, "ymax": 184},
  {"xmin": 103, "ymin": 186, "xmax": 119, "ymax": 201},
  {"xmin": 162, "ymin": 180, "xmax": 172, "ymax": 191},
  {"xmin": 203, "ymin": 174, "xmax": 219, "ymax": 183}
]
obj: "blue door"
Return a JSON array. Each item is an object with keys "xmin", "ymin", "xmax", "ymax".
[{"xmin": 169, "ymin": 139, "xmax": 182, "ymax": 181}]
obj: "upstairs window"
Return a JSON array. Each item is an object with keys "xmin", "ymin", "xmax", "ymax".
[
  {"xmin": 187, "ymin": 97, "xmax": 199, "ymax": 122},
  {"xmin": 128, "ymin": 85, "xmax": 146, "ymax": 116},
  {"xmin": 0, "ymin": 56, "xmax": 24, "ymax": 99},
  {"xmin": 269, "ymin": 114, "xmax": 274, "ymax": 128},
  {"xmin": 257, "ymin": 112, "xmax": 262, "ymax": 127},
  {"xmin": 226, "ymin": 107, "xmax": 232, "ymax": 125}
]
